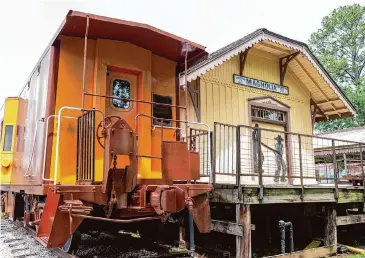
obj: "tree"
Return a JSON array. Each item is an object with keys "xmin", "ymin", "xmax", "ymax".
[{"xmin": 309, "ymin": 4, "xmax": 365, "ymax": 132}]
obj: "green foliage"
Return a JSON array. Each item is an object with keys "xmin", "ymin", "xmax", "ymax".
[{"xmin": 309, "ymin": 4, "xmax": 365, "ymax": 132}]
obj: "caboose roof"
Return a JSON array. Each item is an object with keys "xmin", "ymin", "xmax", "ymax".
[
  {"xmin": 16, "ymin": 10, "xmax": 207, "ymax": 98},
  {"xmin": 57, "ymin": 11, "xmax": 207, "ymax": 64},
  {"xmin": 181, "ymin": 28, "xmax": 356, "ymax": 122}
]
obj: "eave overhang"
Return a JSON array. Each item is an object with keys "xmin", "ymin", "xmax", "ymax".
[{"xmin": 180, "ymin": 29, "xmax": 356, "ymax": 121}]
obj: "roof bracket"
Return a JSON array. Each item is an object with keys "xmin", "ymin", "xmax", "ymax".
[
  {"xmin": 279, "ymin": 51, "xmax": 300, "ymax": 85},
  {"xmin": 239, "ymin": 48, "xmax": 251, "ymax": 76},
  {"xmin": 311, "ymin": 99, "xmax": 327, "ymax": 123}
]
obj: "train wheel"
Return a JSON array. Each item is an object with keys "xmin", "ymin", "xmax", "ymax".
[{"xmin": 61, "ymin": 231, "xmax": 81, "ymax": 254}]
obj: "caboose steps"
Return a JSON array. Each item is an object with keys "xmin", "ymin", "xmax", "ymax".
[{"xmin": 36, "ymin": 188, "xmax": 84, "ymax": 248}]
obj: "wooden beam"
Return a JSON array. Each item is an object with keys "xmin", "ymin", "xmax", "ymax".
[
  {"xmin": 280, "ymin": 52, "xmax": 300, "ymax": 85},
  {"xmin": 211, "ymin": 219, "xmax": 243, "ymax": 236},
  {"xmin": 336, "ymin": 214, "xmax": 365, "ymax": 226},
  {"xmin": 324, "ymin": 204, "xmax": 337, "ymax": 246},
  {"xmin": 311, "ymin": 99, "xmax": 326, "ymax": 117},
  {"xmin": 264, "ymin": 245, "xmax": 337, "ymax": 258},
  {"xmin": 311, "ymin": 99, "xmax": 327, "ymax": 123},
  {"xmin": 239, "ymin": 48, "xmax": 251, "ymax": 76},
  {"xmin": 260, "ymin": 42, "xmax": 292, "ymax": 54},
  {"xmin": 316, "ymin": 99, "xmax": 340, "ymax": 105},
  {"xmin": 322, "ymin": 108, "xmax": 349, "ymax": 116},
  {"xmin": 239, "ymin": 204, "xmax": 251, "ymax": 258}
]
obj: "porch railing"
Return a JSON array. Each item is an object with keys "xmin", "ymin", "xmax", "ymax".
[
  {"xmin": 188, "ymin": 128, "xmax": 213, "ymax": 178},
  {"xmin": 212, "ymin": 122, "xmax": 365, "ymax": 200}
]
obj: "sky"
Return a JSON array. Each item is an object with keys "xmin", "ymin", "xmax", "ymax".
[{"xmin": 0, "ymin": 0, "xmax": 364, "ymax": 106}]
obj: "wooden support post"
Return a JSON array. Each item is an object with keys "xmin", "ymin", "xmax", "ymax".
[
  {"xmin": 298, "ymin": 135, "xmax": 304, "ymax": 200},
  {"xmin": 236, "ymin": 204, "xmax": 242, "ymax": 258},
  {"xmin": 257, "ymin": 127, "xmax": 264, "ymax": 200},
  {"xmin": 332, "ymin": 140, "xmax": 339, "ymax": 200},
  {"xmin": 239, "ymin": 204, "xmax": 251, "ymax": 258},
  {"xmin": 359, "ymin": 144, "xmax": 365, "ymax": 202},
  {"xmin": 324, "ymin": 204, "xmax": 337, "ymax": 246}
]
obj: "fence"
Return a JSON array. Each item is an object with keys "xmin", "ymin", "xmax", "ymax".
[{"xmin": 212, "ymin": 122, "xmax": 365, "ymax": 197}]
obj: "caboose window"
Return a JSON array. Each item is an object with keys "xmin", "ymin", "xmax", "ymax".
[
  {"xmin": 112, "ymin": 79, "xmax": 131, "ymax": 109},
  {"xmin": 3, "ymin": 125, "xmax": 14, "ymax": 152},
  {"xmin": 153, "ymin": 94, "xmax": 172, "ymax": 127}
]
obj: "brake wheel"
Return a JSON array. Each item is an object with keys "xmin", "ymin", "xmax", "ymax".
[{"xmin": 96, "ymin": 115, "xmax": 123, "ymax": 149}]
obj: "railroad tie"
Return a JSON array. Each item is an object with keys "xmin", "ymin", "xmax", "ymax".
[
  {"xmin": 3, "ymin": 238, "xmax": 23, "ymax": 243},
  {"xmin": 9, "ymin": 242, "xmax": 26, "ymax": 247},
  {"xmin": 11, "ymin": 248, "xmax": 29, "ymax": 254},
  {"xmin": 13, "ymin": 254, "xmax": 38, "ymax": 258}
]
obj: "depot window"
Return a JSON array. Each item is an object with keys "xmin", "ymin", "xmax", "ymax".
[
  {"xmin": 112, "ymin": 79, "xmax": 131, "ymax": 109},
  {"xmin": 3, "ymin": 125, "xmax": 14, "ymax": 152},
  {"xmin": 153, "ymin": 94, "xmax": 172, "ymax": 127},
  {"xmin": 251, "ymin": 107, "xmax": 285, "ymax": 122}
]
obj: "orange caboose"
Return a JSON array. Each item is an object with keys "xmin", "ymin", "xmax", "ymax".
[{"xmin": 0, "ymin": 10, "xmax": 212, "ymax": 253}]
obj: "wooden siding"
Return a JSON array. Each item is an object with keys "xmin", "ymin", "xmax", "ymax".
[{"xmin": 195, "ymin": 48, "xmax": 312, "ymax": 136}]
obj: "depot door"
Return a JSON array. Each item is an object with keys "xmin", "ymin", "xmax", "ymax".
[
  {"xmin": 106, "ymin": 70, "xmax": 138, "ymax": 129},
  {"xmin": 253, "ymin": 122, "xmax": 289, "ymax": 183}
]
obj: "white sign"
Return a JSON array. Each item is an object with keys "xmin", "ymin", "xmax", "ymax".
[{"xmin": 233, "ymin": 74, "xmax": 289, "ymax": 95}]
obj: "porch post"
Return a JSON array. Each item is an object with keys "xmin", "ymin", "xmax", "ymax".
[
  {"xmin": 239, "ymin": 204, "xmax": 251, "ymax": 258},
  {"xmin": 324, "ymin": 204, "xmax": 337, "ymax": 246}
]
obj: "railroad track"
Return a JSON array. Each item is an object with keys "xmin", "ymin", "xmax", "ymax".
[
  {"xmin": 1, "ymin": 219, "xmax": 192, "ymax": 258},
  {"xmin": 1, "ymin": 219, "xmax": 77, "ymax": 258}
]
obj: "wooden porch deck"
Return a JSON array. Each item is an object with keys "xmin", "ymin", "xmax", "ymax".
[{"xmin": 211, "ymin": 184, "xmax": 365, "ymax": 204}]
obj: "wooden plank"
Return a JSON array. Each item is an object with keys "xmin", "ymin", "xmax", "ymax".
[
  {"xmin": 213, "ymin": 186, "xmax": 364, "ymax": 205},
  {"xmin": 337, "ymin": 214, "xmax": 365, "ymax": 226},
  {"xmin": 264, "ymin": 245, "xmax": 337, "ymax": 258},
  {"xmin": 211, "ymin": 188, "xmax": 241, "ymax": 203},
  {"xmin": 337, "ymin": 188, "xmax": 364, "ymax": 203},
  {"xmin": 242, "ymin": 187, "xmax": 335, "ymax": 204},
  {"xmin": 211, "ymin": 219, "xmax": 243, "ymax": 236}
]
